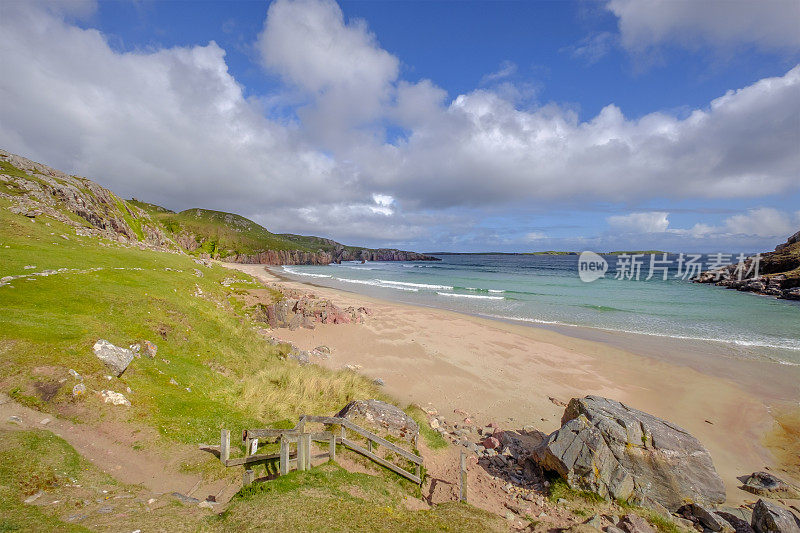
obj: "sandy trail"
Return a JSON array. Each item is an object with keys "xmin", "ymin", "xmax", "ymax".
[
  {"xmin": 0, "ymin": 392, "xmax": 238, "ymax": 503},
  {"xmin": 224, "ymin": 262, "xmax": 788, "ymax": 505}
]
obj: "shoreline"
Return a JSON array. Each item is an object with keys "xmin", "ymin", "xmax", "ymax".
[{"xmin": 226, "ymin": 262, "xmax": 798, "ymax": 505}]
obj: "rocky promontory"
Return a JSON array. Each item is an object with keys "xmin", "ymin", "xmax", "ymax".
[
  {"xmin": 694, "ymin": 230, "xmax": 800, "ymax": 300},
  {"xmin": 225, "ymin": 248, "xmax": 438, "ymax": 266}
]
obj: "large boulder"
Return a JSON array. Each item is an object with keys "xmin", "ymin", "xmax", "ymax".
[
  {"xmin": 336, "ymin": 399, "xmax": 418, "ymax": 441},
  {"xmin": 93, "ymin": 339, "xmax": 134, "ymax": 376},
  {"xmin": 751, "ymin": 500, "xmax": 800, "ymax": 533},
  {"xmin": 530, "ymin": 396, "xmax": 725, "ymax": 510}
]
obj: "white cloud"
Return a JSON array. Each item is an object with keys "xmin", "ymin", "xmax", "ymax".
[
  {"xmin": 256, "ymin": 0, "xmax": 398, "ymax": 150},
  {"xmin": 566, "ymin": 32, "xmax": 616, "ymax": 64},
  {"xmin": 607, "ymin": 212, "xmax": 670, "ymax": 233},
  {"xmin": 480, "ymin": 60, "xmax": 517, "ymax": 84},
  {"xmin": 0, "ymin": 0, "xmax": 798, "ymax": 253},
  {"xmin": 723, "ymin": 207, "xmax": 796, "ymax": 238},
  {"xmin": 379, "ymin": 65, "xmax": 800, "ymax": 208},
  {"xmin": 524, "ymin": 231, "xmax": 547, "ymax": 242},
  {"xmin": 607, "ymin": 0, "xmax": 800, "ymax": 52}
]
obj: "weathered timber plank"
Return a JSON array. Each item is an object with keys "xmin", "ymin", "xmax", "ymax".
[
  {"xmin": 340, "ymin": 420, "xmax": 422, "ymax": 464},
  {"xmin": 225, "ymin": 453, "xmax": 282, "ymax": 467},
  {"xmin": 341, "ymin": 438, "xmax": 421, "ymax": 484}
]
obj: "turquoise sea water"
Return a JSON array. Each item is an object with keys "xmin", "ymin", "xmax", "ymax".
[{"xmin": 279, "ymin": 254, "xmax": 800, "ymax": 367}]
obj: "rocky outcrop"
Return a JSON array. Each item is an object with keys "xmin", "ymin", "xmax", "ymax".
[
  {"xmin": 529, "ymin": 396, "xmax": 725, "ymax": 510},
  {"xmin": 694, "ymin": 231, "xmax": 800, "ymax": 300},
  {"xmin": 337, "ymin": 399, "xmax": 419, "ymax": 441},
  {"xmin": 751, "ymin": 500, "xmax": 800, "ymax": 533},
  {"xmin": 1, "ymin": 150, "xmax": 177, "ymax": 250},
  {"xmin": 93, "ymin": 340, "xmax": 134, "ymax": 377},
  {"xmin": 254, "ymin": 296, "xmax": 371, "ymax": 329}
]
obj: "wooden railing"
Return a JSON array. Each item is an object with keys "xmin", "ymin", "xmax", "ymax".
[{"xmin": 219, "ymin": 415, "xmax": 423, "ymax": 485}]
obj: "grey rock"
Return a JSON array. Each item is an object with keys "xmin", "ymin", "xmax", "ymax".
[
  {"xmin": 142, "ymin": 340, "xmax": 157, "ymax": 358},
  {"xmin": 336, "ymin": 399, "xmax": 419, "ymax": 441},
  {"xmin": 679, "ymin": 504, "xmax": 724, "ymax": 532},
  {"xmin": 618, "ymin": 514, "xmax": 656, "ymax": 533},
  {"xmin": 742, "ymin": 472, "xmax": 800, "ymax": 499},
  {"xmin": 751, "ymin": 500, "xmax": 800, "ymax": 533},
  {"xmin": 607, "ymin": 527, "xmax": 626, "ymax": 533},
  {"xmin": 585, "ymin": 514, "xmax": 605, "ymax": 530},
  {"xmin": 717, "ymin": 512, "xmax": 756, "ymax": 533},
  {"xmin": 530, "ymin": 396, "xmax": 725, "ymax": 510},
  {"xmin": 92, "ymin": 339, "xmax": 134, "ymax": 376},
  {"xmin": 171, "ymin": 492, "xmax": 200, "ymax": 505}
]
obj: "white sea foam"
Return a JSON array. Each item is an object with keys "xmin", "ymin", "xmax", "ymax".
[
  {"xmin": 437, "ymin": 292, "xmax": 504, "ymax": 300},
  {"xmin": 282, "ymin": 267, "xmax": 331, "ymax": 278},
  {"xmin": 378, "ymin": 279, "xmax": 453, "ymax": 290},
  {"xmin": 334, "ymin": 277, "xmax": 419, "ymax": 291},
  {"xmin": 480, "ymin": 313, "xmax": 800, "ymax": 357}
]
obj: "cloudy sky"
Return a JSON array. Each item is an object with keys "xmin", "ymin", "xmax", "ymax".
[{"xmin": 1, "ymin": 0, "xmax": 798, "ymax": 253}]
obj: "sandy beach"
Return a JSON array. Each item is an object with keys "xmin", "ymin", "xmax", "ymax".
[{"xmin": 225, "ymin": 262, "xmax": 797, "ymax": 505}]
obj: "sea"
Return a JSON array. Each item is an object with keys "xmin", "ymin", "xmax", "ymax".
[{"xmin": 278, "ymin": 253, "xmax": 800, "ymax": 371}]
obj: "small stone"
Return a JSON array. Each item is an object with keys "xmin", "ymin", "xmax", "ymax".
[
  {"xmin": 147, "ymin": 498, "xmax": 157, "ymax": 505},
  {"xmin": 8, "ymin": 415, "xmax": 22, "ymax": 424},
  {"xmin": 557, "ymin": 498, "xmax": 568, "ymax": 505},
  {"xmin": 142, "ymin": 340, "xmax": 157, "ymax": 358},
  {"xmin": 169, "ymin": 378, "xmax": 178, "ymax": 386},
  {"xmin": 68, "ymin": 369, "xmax": 82, "ymax": 380},
  {"xmin": 101, "ymin": 390, "xmax": 130, "ymax": 406},
  {"xmin": 198, "ymin": 501, "xmax": 214, "ymax": 510},
  {"xmin": 482, "ymin": 436, "xmax": 500, "ymax": 449},
  {"xmin": 93, "ymin": 339, "xmax": 134, "ymax": 377},
  {"xmin": 24, "ymin": 491, "xmax": 43, "ymax": 504},
  {"xmin": 40, "ymin": 418, "xmax": 50, "ymax": 425}
]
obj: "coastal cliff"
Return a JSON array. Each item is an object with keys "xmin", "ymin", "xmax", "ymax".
[
  {"xmin": 225, "ymin": 248, "xmax": 437, "ymax": 265},
  {"xmin": 694, "ymin": 230, "xmax": 800, "ymax": 300}
]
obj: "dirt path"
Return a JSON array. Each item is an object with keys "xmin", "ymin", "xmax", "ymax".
[{"xmin": 0, "ymin": 392, "xmax": 238, "ymax": 503}]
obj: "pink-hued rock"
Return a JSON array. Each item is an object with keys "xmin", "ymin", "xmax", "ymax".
[{"xmin": 482, "ymin": 437, "xmax": 501, "ymax": 450}]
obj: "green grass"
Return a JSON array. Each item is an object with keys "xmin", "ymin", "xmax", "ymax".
[
  {"xmin": 217, "ymin": 462, "xmax": 502, "ymax": 532},
  {"xmin": 0, "ymin": 430, "xmax": 100, "ymax": 532},
  {"xmin": 547, "ymin": 478, "xmax": 604, "ymax": 504},
  {"xmin": 142, "ymin": 207, "xmax": 322, "ymax": 256},
  {"xmin": 0, "ymin": 199, "xmax": 380, "ymax": 446},
  {"xmin": 405, "ymin": 406, "xmax": 448, "ymax": 450}
]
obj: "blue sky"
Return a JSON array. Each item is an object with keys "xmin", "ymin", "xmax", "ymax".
[{"xmin": 1, "ymin": 0, "xmax": 799, "ymax": 253}]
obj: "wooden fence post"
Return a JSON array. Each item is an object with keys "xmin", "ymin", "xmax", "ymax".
[
  {"xmin": 243, "ymin": 469, "xmax": 254, "ymax": 486},
  {"xmin": 459, "ymin": 448, "xmax": 467, "ymax": 502},
  {"xmin": 297, "ymin": 435, "xmax": 307, "ymax": 471},
  {"xmin": 303, "ymin": 434, "xmax": 312, "ymax": 470},
  {"xmin": 329, "ymin": 432, "xmax": 336, "ymax": 462},
  {"xmin": 279, "ymin": 436, "xmax": 289, "ymax": 476},
  {"xmin": 220, "ymin": 429, "xmax": 230, "ymax": 464}
]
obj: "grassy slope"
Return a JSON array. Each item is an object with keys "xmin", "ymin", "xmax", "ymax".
[
  {"xmin": 0, "ymin": 198, "xmax": 493, "ymax": 531},
  {"xmin": 0, "ymin": 197, "xmax": 379, "ymax": 443},
  {"xmin": 127, "ymin": 201, "xmax": 374, "ymax": 258}
]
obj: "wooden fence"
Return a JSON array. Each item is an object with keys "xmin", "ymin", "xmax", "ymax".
[{"xmin": 219, "ymin": 414, "xmax": 423, "ymax": 486}]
